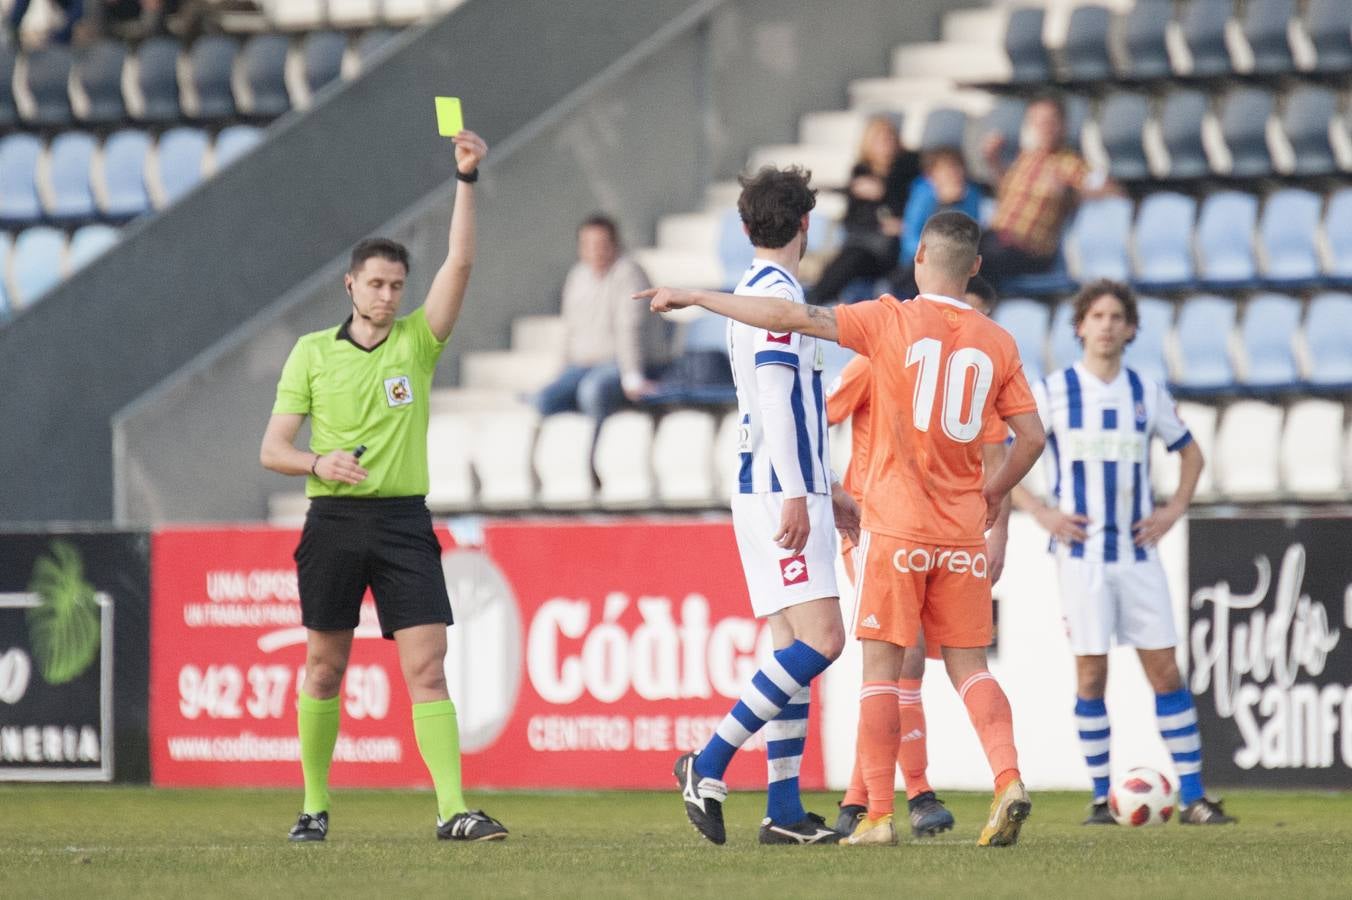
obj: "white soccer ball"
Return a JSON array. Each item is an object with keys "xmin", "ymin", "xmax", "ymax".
[{"xmin": 1108, "ymin": 766, "xmax": 1177, "ymax": 826}]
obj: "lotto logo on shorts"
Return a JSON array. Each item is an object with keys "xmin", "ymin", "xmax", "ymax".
[{"xmin": 780, "ymin": 555, "xmax": 809, "ymax": 586}]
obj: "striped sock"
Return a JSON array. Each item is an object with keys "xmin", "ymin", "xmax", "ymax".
[
  {"xmin": 858, "ymin": 682, "xmax": 903, "ymax": 818},
  {"xmin": 1074, "ymin": 696, "xmax": 1111, "ymax": 803},
  {"xmin": 958, "ymin": 670, "xmax": 1020, "ymax": 790},
  {"xmin": 896, "ymin": 678, "xmax": 931, "ymax": 800},
  {"xmin": 695, "ymin": 640, "xmax": 831, "ymax": 780},
  {"xmin": 1156, "ymin": 688, "xmax": 1205, "ymax": 804},
  {"xmin": 764, "ymin": 686, "xmax": 810, "ymax": 825}
]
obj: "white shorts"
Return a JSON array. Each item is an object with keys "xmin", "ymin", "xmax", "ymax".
[
  {"xmin": 731, "ymin": 492, "xmax": 839, "ymax": 618},
  {"xmin": 1056, "ymin": 550, "xmax": 1177, "ymax": 655}
]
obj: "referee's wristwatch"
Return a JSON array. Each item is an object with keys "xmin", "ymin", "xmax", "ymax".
[{"xmin": 456, "ymin": 168, "xmax": 479, "ymax": 183}]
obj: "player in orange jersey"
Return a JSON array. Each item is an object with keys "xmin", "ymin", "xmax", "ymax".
[
  {"xmin": 828, "ymin": 275, "xmax": 1011, "ymax": 840},
  {"xmin": 640, "ymin": 211, "xmax": 1045, "ymax": 847}
]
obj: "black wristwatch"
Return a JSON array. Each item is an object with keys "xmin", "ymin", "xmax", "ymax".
[{"xmin": 455, "ymin": 168, "xmax": 479, "ymax": 183}]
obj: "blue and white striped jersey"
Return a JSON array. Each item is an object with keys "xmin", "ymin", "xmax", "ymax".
[
  {"xmin": 729, "ymin": 259, "xmax": 830, "ymax": 496},
  {"xmin": 1032, "ymin": 363, "xmax": 1192, "ymax": 562}
]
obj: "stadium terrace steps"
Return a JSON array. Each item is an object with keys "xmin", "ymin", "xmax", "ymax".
[{"xmin": 460, "ymin": 350, "xmax": 564, "ymax": 394}]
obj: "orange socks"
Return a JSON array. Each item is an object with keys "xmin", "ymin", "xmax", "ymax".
[
  {"xmin": 856, "ymin": 682, "xmax": 901, "ymax": 818},
  {"xmin": 896, "ymin": 678, "xmax": 932, "ymax": 799},
  {"xmin": 958, "ymin": 670, "xmax": 1020, "ymax": 790}
]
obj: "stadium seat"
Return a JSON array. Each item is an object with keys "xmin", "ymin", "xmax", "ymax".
[
  {"xmin": 1304, "ymin": 292, "xmax": 1352, "ymax": 390},
  {"xmin": 186, "ymin": 35, "xmax": 240, "ymax": 121},
  {"xmin": 153, "ymin": 127, "xmax": 211, "ymax": 208},
  {"xmin": 1004, "ymin": 7, "xmax": 1051, "ymax": 84},
  {"xmin": 1279, "ymin": 398, "xmax": 1345, "ymax": 498},
  {"xmin": 133, "ymin": 37, "xmax": 182, "ymax": 123},
  {"xmin": 1063, "ymin": 93, "xmax": 1091, "ymax": 149},
  {"xmin": 1119, "ymin": 0, "xmax": 1173, "ymax": 80},
  {"xmin": 42, "ymin": 131, "xmax": 98, "ymax": 223},
  {"xmin": 1060, "ymin": 4, "xmax": 1113, "ymax": 82},
  {"xmin": 214, "ymin": 125, "xmax": 264, "ymax": 169},
  {"xmin": 919, "ymin": 107, "xmax": 966, "ymax": 151},
  {"xmin": 1048, "ymin": 301, "xmax": 1077, "ymax": 372},
  {"xmin": 73, "ymin": 40, "xmax": 127, "ymax": 125},
  {"xmin": 713, "ymin": 410, "xmax": 740, "ymax": 500},
  {"xmin": 1151, "ymin": 401, "xmax": 1217, "ymax": 500},
  {"xmin": 1280, "ymin": 86, "xmax": 1339, "ymax": 177},
  {"xmin": 1259, "ymin": 189, "xmax": 1323, "ymax": 287},
  {"xmin": 1325, "ymin": 189, "xmax": 1352, "ymax": 282},
  {"xmin": 9, "ymin": 226, "xmax": 66, "ymax": 309},
  {"xmin": 1132, "ymin": 192, "xmax": 1195, "ymax": 290},
  {"xmin": 239, "ymin": 34, "xmax": 292, "ymax": 118},
  {"xmin": 1306, "ymin": 0, "xmax": 1352, "ymax": 73},
  {"xmin": 1097, "ymin": 91, "xmax": 1151, "ymax": 182},
  {"xmin": 594, "ymin": 411, "xmax": 655, "ymax": 508},
  {"xmin": 715, "ymin": 209, "xmax": 752, "ymax": 287},
  {"xmin": 0, "ymin": 134, "xmax": 43, "ymax": 227},
  {"xmin": 301, "ymin": 30, "xmax": 348, "ymax": 103},
  {"xmin": 533, "ymin": 412, "xmax": 595, "ymax": 509},
  {"xmin": 470, "ymin": 410, "xmax": 538, "ymax": 509},
  {"xmin": 67, "ymin": 223, "xmax": 120, "ymax": 273},
  {"xmin": 1242, "ymin": 0, "xmax": 1297, "ymax": 75},
  {"xmin": 0, "ymin": 232, "xmax": 12, "ymax": 320},
  {"xmin": 355, "ymin": 28, "xmax": 399, "ymax": 65},
  {"xmin": 1214, "ymin": 400, "xmax": 1283, "ymax": 499},
  {"xmin": 1195, "ymin": 191, "xmax": 1258, "ymax": 288},
  {"xmin": 1065, "ymin": 196, "xmax": 1132, "ymax": 282},
  {"xmin": 328, "ymin": 0, "xmax": 381, "ymax": 28},
  {"xmin": 1171, "ymin": 295, "xmax": 1236, "ymax": 394},
  {"xmin": 993, "ymin": 298, "xmax": 1048, "ymax": 383},
  {"xmin": 19, "ymin": 46, "xmax": 73, "ymax": 127},
  {"xmin": 979, "ymin": 96, "xmax": 1025, "ymax": 178},
  {"xmin": 1157, "ymin": 90, "xmax": 1210, "ymax": 180},
  {"xmin": 653, "ymin": 410, "xmax": 718, "ymax": 507},
  {"xmin": 426, "ymin": 411, "xmax": 476, "ymax": 511},
  {"xmin": 0, "ymin": 43, "xmax": 16, "ymax": 129},
  {"xmin": 385, "ymin": 0, "xmax": 433, "ymax": 25},
  {"xmin": 1217, "ymin": 88, "xmax": 1275, "ymax": 178},
  {"xmin": 96, "ymin": 128, "xmax": 153, "ymax": 220},
  {"xmin": 819, "ymin": 339, "xmax": 855, "ymax": 389},
  {"xmin": 1123, "ymin": 296, "xmax": 1173, "ymax": 385},
  {"xmin": 1179, "ymin": 0, "xmax": 1234, "ymax": 77},
  {"xmin": 266, "ymin": 0, "xmax": 325, "ymax": 29},
  {"xmin": 1237, "ymin": 293, "xmax": 1301, "ymax": 393}
]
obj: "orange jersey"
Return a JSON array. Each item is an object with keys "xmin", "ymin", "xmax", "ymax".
[
  {"xmin": 825, "ymin": 349, "xmax": 1011, "ymax": 509},
  {"xmin": 834, "ymin": 293, "xmax": 1037, "ymax": 546}
]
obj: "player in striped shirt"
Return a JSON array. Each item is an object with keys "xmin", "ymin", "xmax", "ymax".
[{"xmin": 1013, "ymin": 279, "xmax": 1235, "ymax": 826}]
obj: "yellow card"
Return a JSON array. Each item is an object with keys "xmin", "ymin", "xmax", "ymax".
[{"xmin": 434, "ymin": 97, "xmax": 463, "ymax": 137}]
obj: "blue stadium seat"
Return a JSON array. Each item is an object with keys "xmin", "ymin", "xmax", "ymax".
[
  {"xmin": 1004, "ymin": 7, "xmax": 1051, "ymax": 83},
  {"xmin": 98, "ymin": 129, "xmax": 152, "ymax": 220},
  {"xmin": 1243, "ymin": 0, "xmax": 1296, "ymax": 74},
  {"xmin": 1001, "ymin": 251, "xmax": 1076, "ymax": 298},
  {"xmin": 1066, "ymin": 196, "xmax": 1132, "ymax": 282},
  {"xmin": 302, "ymin": 31, "xmax": 348, "ymax": 100},
  {"xmin": 919, "ymin": 107, "xmax": 966, "ymax": 151},
  {"xmin": 1063, "ymin": 93, "xmax": 1091, "ymax": 148},
  {"xmin": 1238, "ymin": 293, "xmax": 1301, "ymax": 392},
  {"xmin": 1119, "ymin": 0, "xmax": 1173, "ymax": 79},
  {"xmin": 1097, "ymin": 91, "xmax": 1150, "ymax": 181},
  {"xmin": 993, "ymin": 298, "xmax": 1048, "ymax": 382},
  {"xmin": 0, "ymin": 232, "xmax": 12, "ymax": 320},
  {"xmin": 1048, "ymin": 301, "xmax": 1078, "ymax": 371},
  {"xmin": 1282, "ymin": 86, "xmax": 1339, "ymax": 177},
  {"xmin": 134, "ymin": 36, "xmax": 182, "ymax": 123},
  {"xmin": 1061, "ymin": 5, "xmax": 1113, "ymax": 82},
  {"xmin": 1325, "ymin": 188, "xmax": 1352, "ymax": 283},
  {"xmin": 67, "ymin": 223, "xmax": 120, "ymax": 273},
  {"xmin": 155, "ymin": 127, "xmax": 210, "ymax": 207},
  {"xmin": 683, "ymin": 312, "xmax": 727, "ymax": 353},
  {"xmin": 240, "ymin": 34, "xmax": 292, "ymax": 118},
  {"xmin": 1304, "ymin": 292, "xmax": 1352, "ymax": 390},
  {"xmin": 214, "ymin": 124, "xmax": 264, "ymax": 169},
  {"xmin": 820, "ymin": 339, "xmax": 856, "ymax": 389},
  {"xmin": 73, "ymin": 40, "xmax": 127, "ymax": 125},
  {"xmin": 1172, "ymin": 295, "xmax": 1237, "ymax": 394},
  {"xmin": 0, "ymin": 134, "xmax": 43, "ymax": 227},
  {"xmin": 1306, "ymin": 0, "xmax": 1352, "ymax": 74},
  {"xmin": 644, "ymin": 312, "xmax": 735, "ymax": 406},
  {"xmin": 1132, "ymin": 192, "xmax": 1196, "ymax": 290},
  {"xmin": 1196, "ymin": 191, "xmax": 1258, "ymax": 288},
  {"xmin": 44, "ymin": 131, "xmax": 98, "ymax": 223},
  {"xmin": 1158, "ymin": 90, "xmax": 1209, "ymax": 180},
  {"xmin": 1218, "ymin": 88, "xmax": 1275, "ymax": 178},
  {"xmin": 1259, "ymin": 189, "xmax": 1323, "ymax": 287},
  {"xmin": 717, "ymin": 208, "xmax": 753, "ymax": 288},
  {"xmin": 1123, "ymin": 297, "xmax": 1173, "ymax": 385},
  {"xmin": 21, "ymin": 46, "xmax": 73, "ymax": 127},
  {"xmin": 1180, "ymin": 0, "xmax": 1235, "ymax": 77},
  {"xmin": 10, "ymin": 226, "xmax": 67, "ymax": 309},
  {"xmin": 187, "ymin": 35, "xmax": 239, "ymax": 121},
  {"xmin": 0, "ymin": 43, "xmax": 15, "ymax": 129},
  {"xmin": 355, "ymin": 28, "xmax": 398, "ymax": 65},
  {"xmin": 981, "ymin": 97, "xmax": 1025, "ymax": 174}
]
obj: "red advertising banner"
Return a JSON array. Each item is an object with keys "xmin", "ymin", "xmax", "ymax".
[{"xmin": 150, "ymin": 520, "xmax": 824, "ymax": 791}]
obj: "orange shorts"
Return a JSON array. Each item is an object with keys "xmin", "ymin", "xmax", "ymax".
[
  {"xmin": 851, "ymin": 529, "xmax": 993, "ymax": 650},
  {"xmin": 842, "ymin": 534, "xmax": 942, "ymax": 659}
]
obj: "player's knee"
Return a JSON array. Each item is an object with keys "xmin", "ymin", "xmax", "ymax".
[
  {"xmin": 402, "ymin": 654, "xmax": 448, "ymax": 695},
  {"xmin": 805, "ymin": 623, "xmax": 846, "ymax": 662},
  {"xmin": 305, "ymin": 659, "xmax": 346, "ymax": 698}
]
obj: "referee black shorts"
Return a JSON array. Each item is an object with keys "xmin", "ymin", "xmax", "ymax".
[{"xmin": 295, "ymin": 496, "xmax": 453, "ymax": 639}]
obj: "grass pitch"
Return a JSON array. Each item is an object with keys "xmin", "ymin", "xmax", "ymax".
[{"xmin": 2, "ymin": 786, "xmax": 1350, "ymax": 898}]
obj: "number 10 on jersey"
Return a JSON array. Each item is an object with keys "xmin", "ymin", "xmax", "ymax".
[{"xmin": 906, "ymin": 338, "xmax": 994, "ymax": 443}]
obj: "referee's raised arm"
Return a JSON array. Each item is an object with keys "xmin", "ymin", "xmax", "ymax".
[{"xmin": 423, "ymin": 130, "xmax": 488, "ymax": 342}]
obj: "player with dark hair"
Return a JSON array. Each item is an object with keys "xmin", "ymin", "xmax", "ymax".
[{"xmin": 260, "ymin": 130, "xmax": 509, "ymax": 844}]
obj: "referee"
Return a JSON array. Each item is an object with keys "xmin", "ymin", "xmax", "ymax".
[{"xmin": 260, "ymin": 130, "xmax": 506, "ymax": 843}]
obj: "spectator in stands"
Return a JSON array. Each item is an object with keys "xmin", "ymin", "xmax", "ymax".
[
  {"xmin": 964, "ymin": 273, "xmax": 997, "ymax": 316},
  {"xmin": 978, "ymin": 93, "xmax": 1116, "ymax": 288},
  {"xmin": 887, "ymin": 146, "xmax": 985, "ymax": 297},
  {"xmin": 6, "ymin": 0, "xmax": 86, "ymax": 44},
  {"xmin": 534, "ymin": 214, "xmax": 673, "ymax": 430},
  {"xmin": 806, "ymin": 115, "xmax": 919, "ymax": 305}
]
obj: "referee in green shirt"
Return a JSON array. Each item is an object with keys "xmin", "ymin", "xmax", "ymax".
[{"xmin": 260, "ymin": 130, "xmax": 505, "ymax": 843}]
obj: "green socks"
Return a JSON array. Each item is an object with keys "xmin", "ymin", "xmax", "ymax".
[
  {"xmin": 297, "ymin": 693, "xmax": 341, "ymax": 815},
  {"xmin": 412, "ymin": 699, "xmax": 468, "ymax": 821}
]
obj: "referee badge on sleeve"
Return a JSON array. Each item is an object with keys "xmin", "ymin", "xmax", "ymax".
[{"xmin": 384, "ymin": 375, "xmax": 414, "ymax": 407}]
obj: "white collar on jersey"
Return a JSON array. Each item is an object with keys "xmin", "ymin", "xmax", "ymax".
[
  {"xmin": 1073, "ymin": 360, "xmax": 1127, "ymax": 388},
  {"xmin": 917, "ymin": 292, "xmax": 973, "ymax": 309}
]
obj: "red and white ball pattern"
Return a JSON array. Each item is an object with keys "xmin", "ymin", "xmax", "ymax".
[{"xmin": 1108, "ymin": 766, "xmax": 1177, "ymax": 826}]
